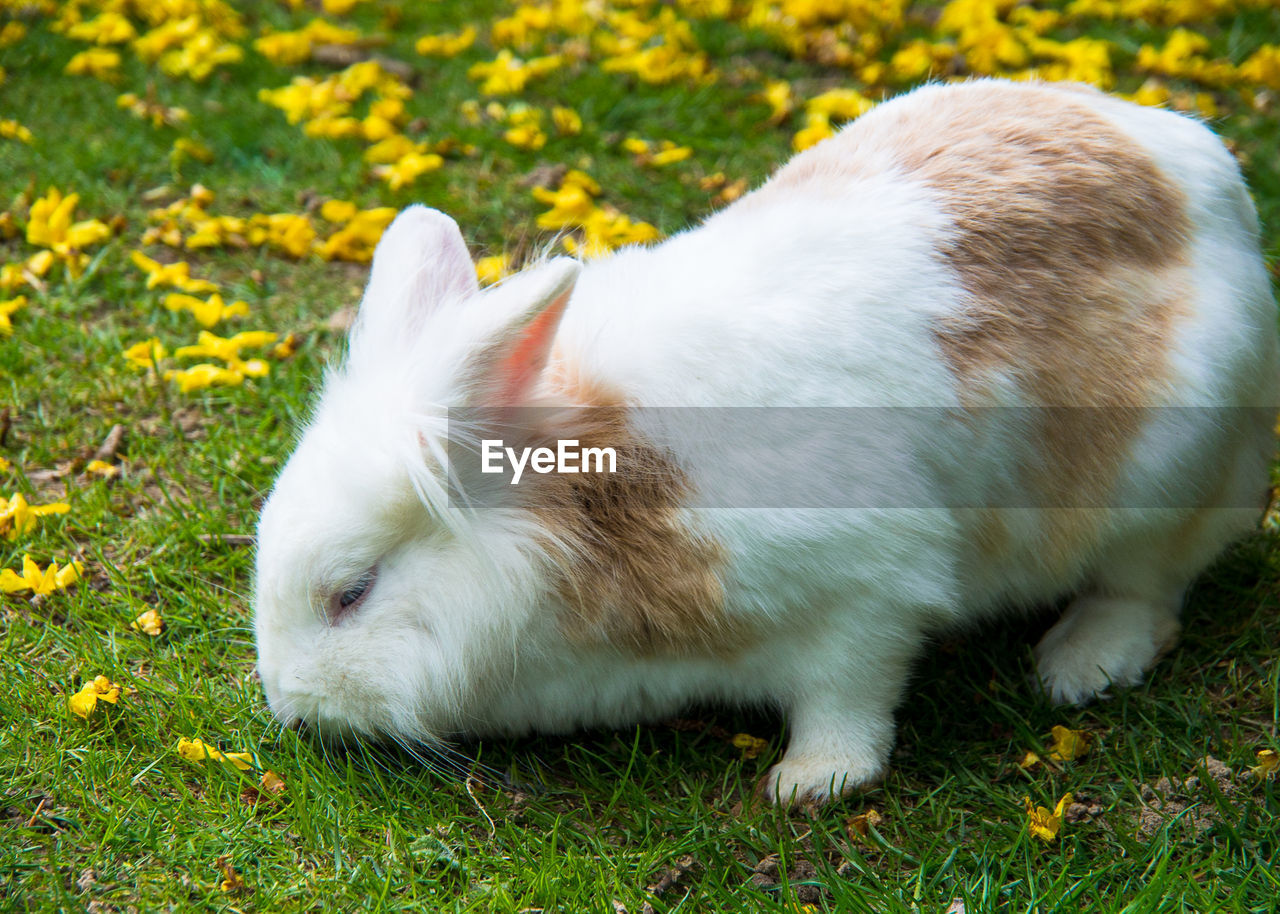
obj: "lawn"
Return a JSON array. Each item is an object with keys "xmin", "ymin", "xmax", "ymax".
[{"xmin": 2, "ymin": 0, "xmax": 1279, "ymax": 911}]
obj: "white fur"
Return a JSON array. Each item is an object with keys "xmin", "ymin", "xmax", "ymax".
[{"xmin": 254, "ymin": 81, "xmax": 1278, "ymax": 805}]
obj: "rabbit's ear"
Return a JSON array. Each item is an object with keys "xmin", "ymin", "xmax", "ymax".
[
  {"xmin": 463, "ymin": 257, "xmax": 580, "ymax": 406},
  {"xmin": 350, "ymin": 206, "xmax": 478, "ymax": 361}
]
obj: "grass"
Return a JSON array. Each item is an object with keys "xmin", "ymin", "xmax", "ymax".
[{"xmin": 2, "ymin": 0, "xmax": 1279, "ymax": 911}]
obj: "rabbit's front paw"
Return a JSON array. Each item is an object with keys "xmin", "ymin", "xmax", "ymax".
[
  {"xmin": 757, "ymin": 753, "xmax": 884, "ymax": 807},
  {"xmin": 1035, "ymin": 595, "xmax": 1181, "ymax": 705}
]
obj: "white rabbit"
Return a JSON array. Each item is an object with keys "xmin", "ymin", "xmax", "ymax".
[{"xmin": 254, "ymin": 79, "xmax": 1278, "ymax": 805}]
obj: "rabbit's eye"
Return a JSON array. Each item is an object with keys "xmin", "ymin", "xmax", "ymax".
[
  {"xmin": 339, "ymin": 580, "xmax": 368, "ymax": 606},
  {"xmin": 331, "ymin": 569, "xmax": 376, "ymax": 621}
]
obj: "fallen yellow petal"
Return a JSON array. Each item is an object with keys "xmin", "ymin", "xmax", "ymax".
[
  {"xmin": 1025, "ymin": 792, "xmax": 1073, "ymax": 842},
  {"xmin": 84, "ymin": 459, "xmax": 120, "ymax": 478},
  {"xmin": 1251, "ymin": 749, "xmax": 1278, "ymax": 780},
  {"xmin": 67, "ymin": 684, "xmax": 98, "ymax": 719},
  {"xmin": 731, "ymin": 732, "xmax": 769, "ymax": 759},
  {"xmin": 846, "ymin": 808, "xmax": 883, "ymax": 837},
  {"xmin": 1047, "ymin": 725, "xmax": 1091, "ymax": 762},
  {"xmin": 131, "ymin": 608, "xmax": 164, "ymax": 636},
  {"xmin": 67, "ymin": 675, "xmax": 121, "ymax": 718},
  {"xmin": 177, "ymin": 737, "xmax": 255, "ymax": 770}
]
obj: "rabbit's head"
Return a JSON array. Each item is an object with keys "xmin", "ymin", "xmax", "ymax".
[{"xmin": 253, "ymin": 206, "xmax": 580, "ymax": 743}]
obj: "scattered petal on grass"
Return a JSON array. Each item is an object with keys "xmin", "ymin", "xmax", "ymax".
[
  {"xmin": 133, "ymin": 17, "xmax": 203, "ymax": 63},
  {"xmin": 503, "ymin": 105, "xmax": 548, "ymax": 150},
  {"xmin": 551, "ymin": 105, "xmax": 582, "ymax": 135},
  {"xmin": 757, "ymin": 80, "xmax": 794, "ymax": 124},
  {"xmin": 1239, "ymin": 45, "xmax": 1280, "ymax": 91},
  {"xmin": 792, "ymin": 112, "xmax": 835, "ymax": 151},
  {"xmin": 158, "ymin": 29, "xmax": 244, "ymax": 82},
  {"xmin": 247, "ymin": 213, "xmax": 317, "ymax": 259},
  {"xmin": 27, "ymin": 250, "xmax": 55, "ymax": 277},
  {"xmin": 65, "ymin": 12, "xmax": 137, "ymax": 45},
  {"xmin": 84, "ymin": 459, "xmax": 120, "ymax": 478},
  {"xmin": 0, "ymin": 492, "xmax": 70, "ymax": 540},
  {"xmin": 130, "ymin": 251, "xmax": 218, "ymax": 293},
  {"xmin": 67, "ymin": 675, "xmax": 120, "ymax": 719},
  {"xmin": 846, "ymin": 808, "xmax": 883, "ymax": 839},
  {"xmin": 117, "ymin": 93, "xmax": 190, "ymax": 128},
  {"xmin": 177, "ymin": 737, "xmax": 255, "ymax": 770},
  {"xmin": 255, "ymin": 19, "xmax": 361, "ymax": 66},
  {"xmin": 175, "ymin": 329, "xmax": 278, "ymax": 362},
  {"xmin": 1025, "ymin": 793, "xmax": 1073, "ymax": 842},
  {"xmin": 363, "ymin": 134, "xmax": 420, "ymax": 164},
  {"xmin": 1019, "ymin": 750, "xmax": 1042, "ymax": 769},
  {"xmin": 0, "ymin": 119, "xmax": 34, "ymax": 144},
  {"xmin": 171, "ymin": 137, "xmax": 214, "ymax": 164},
  {"xmin": 318, "ymin": 205, "xmax": 397, "ymax": 261},
  {"xmin": 0, "ymin": 21, "xmax": 25, "ymax": 49},
  {"xmin": 468, "ymin": 50, "xmax": 564, "ymax": 95},
  {"xmin": 242, "ymin": 768, "xmax": 287, "ymax": 805},
  {"xmin": 227, "ymin": 357, "xmax": 270, "ymax": 378},
  {"xmin": 372, "ymin": 151, "xmax": 444, "ymax": 190},
  {"xmin": 65, "ymin": 48, "xmax": 121, "ymax": 80},
  {"xmin": 123, "ymin": 337, "xmax": 169, "ymax": 370},
  {"xmin": 216, "ymin": 855, "xmax": 246, "ymax": 893},
  {"xmin": 731, "ymin": 733, "xmax": 769, "ymax": 759},
  {"xmin": 532, "ymin": 170, "xmax": 600, "ymax": 229},
  {"xmin": 416, "ymin": 26, "xmax": 477, "ymax": 57},
  {"xmin": 0, "ymin": 295, "xmax": 27, "ymax": 335},
  {"xmin": 26, "ymin": 187, "xmax": 113, "ymax": 260},
  {"xmin": 475, "ymin": 254, "xmax": 511, "ymax": 286},
  {"xmin": 0, "ymin": 554, "xmax": 82, "ymax": 595},
  {"xmin": 805, "ymin": 88, "xmax": 876, "ymax": 121},
  {"xmin": 320, "ymin": 200, "xmax": 359, "ymax": 223},
  {"xmin": 164, "ymin": 363, "xmax": 246, "ymax": 393},
  {"xmin": 130, "ymin": 609, "xmax": 164, "ymax": 636},
  {"xmin": 626, "ymin": 137, "xmax": 693, "ymax": 167},
  {"xmin": 164, "ymin": 292, "xmax": 250, "ymax": 329},
  {"xmin": 270, "ymin": 333, "xmax": 301, "ymax": 359},
  {"xmin": 598, "ymin": 7, "xmax": 713, "ymax": 86},
  {"xmin": 1251, "ymin": 749, "xmax": 1278, "ymax": 780},
  {"xmin": 1048, "ymin": 725, "xmax": 1092, "ymax": 762},
  {"xmin": 323, "ymin": 0, "xmax": 371, "ymax": 14}
]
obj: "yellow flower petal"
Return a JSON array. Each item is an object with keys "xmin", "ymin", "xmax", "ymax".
[
  {"xmin": 846, "ymin": 808, "xmax": 883, "ymax": 838},
  {"xmin": 1251, "ymin": 749, "xmax": 1278, "ymax": 780},
  {"xmin": 124, "ymin": 338, "xmax": 168, "ymax": 370},
  {"xmin": 475, "ymin": 254, "xmax": 511, "ymax": 286},
  {"xmin": 67, "ymin": 685, "xmax": 98, "ymax": 719},
  {"xmin": 67, "ymin": 675, "xmax": 121, "ymax": 718},
  {"xmin": 1047, "ymin": 725, "xmax": 1091, "ymax": 762},
  {"xmin": 131, "ymin": 608, "xmax": 164, "ymax": 636},
  {"xmin": 84, "ymin": 459, "xmax": 120, "ymax": 478},
  {"xmin": 1024, "ymin": 792, "xmax": 1073, "ymax": 842},
  {"xmin": 730, "ymin": 732, "xmax": 769, "ymax": 759},
  {"xmin": 178, "ymin": 737, "xmax": 255, "ymax": 770}
]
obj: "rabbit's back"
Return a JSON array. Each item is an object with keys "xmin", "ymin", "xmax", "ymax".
[{"xmin": 554, "ymin": 79, "xmax": 1276, "ymax": 625}]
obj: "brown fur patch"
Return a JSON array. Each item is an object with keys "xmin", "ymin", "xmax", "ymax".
[
  {"xmin": 521, "ymin": 393, "xmax": 730, "ymax": 655},
  {"xmin": 763, "ymin": 81, "xmax": 1192, "ymax": 571}
]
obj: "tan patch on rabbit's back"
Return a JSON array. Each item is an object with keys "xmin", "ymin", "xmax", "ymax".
[
  {"xmin": 524, "ymin": 399, "xmax": 733, "ymax": 656},
  {"xmin": 766, "ymin": 81, "xmax": 1193, "ymax": 569},
  {"xmin": 913, "ymin": 85, "xmax": 1191, "ymax": 568}
]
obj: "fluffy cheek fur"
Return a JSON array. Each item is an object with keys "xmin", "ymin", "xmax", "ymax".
[{"xmin": 255, "ymin": 517, "xmax": 552, "ymax": 744}]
